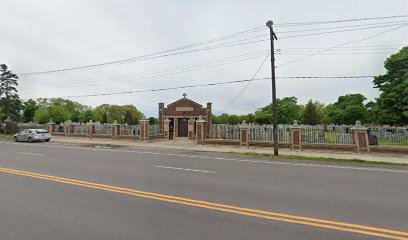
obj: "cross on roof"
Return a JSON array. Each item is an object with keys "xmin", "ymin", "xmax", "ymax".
[{"xmin": 182, "ymin": 93, "xmax": 187, "ymax": 98}]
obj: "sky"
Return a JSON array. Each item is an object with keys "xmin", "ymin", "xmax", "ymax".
[{"xmin": 0, "ymin": 0, "xmax": 407, "ymax": 117}]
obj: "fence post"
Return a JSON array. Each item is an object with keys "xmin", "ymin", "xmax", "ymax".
[
  {"xmin": 240, "ymin": 120, "xmax": 249, "ymax": 147},
  {"xmin": 139, "ymin": 119, "xmax": 149, "ymax": 142},
  {"xmin": 290, "ymin": 120, "xmax": 302, "ymax": 150},
  {"xmin": 64, "ymin": 121, "xmax": 71, "ymax": 136},
  {"xmin": 3, "ymin": 117, "xmax": 17, "ymax": 134},
  {"xmin": 163, "ymin": 118, "xmax": 171, "ymax": 140},
  {"xmin": 111, "ymin": 120, "xmax": 120, "ymax": 140},
  {"xmin": 351, "ymin": 120, "xmax": 370, "ymax": 153},
  {"xmin": 87, "ymin": 120, "xmax": 95, "ymax": 139},
  {"xmin": 188, "ymin": 118, "xmax": 195, "ymax": 140},
  {"xmin": 47, "ymin": 120, "xmax": 56, "ymax": 133},
  {"xmin": 195, "ymin": 116, "xmax": 206, "ymax": 145}
]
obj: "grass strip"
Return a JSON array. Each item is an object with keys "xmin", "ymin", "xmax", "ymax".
[{"xmin": 226, "ymin": 151, "xmax": 408, "ymax": 167}]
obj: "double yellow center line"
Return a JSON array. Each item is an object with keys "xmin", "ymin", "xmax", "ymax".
[{"xmin": 0, "ymin": 166, "xmax": 407, "ymax": 240}]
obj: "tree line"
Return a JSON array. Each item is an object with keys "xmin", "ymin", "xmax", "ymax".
[{"xmin": 1, "ymin": 46, "xmax": 407, "ymax": 126}]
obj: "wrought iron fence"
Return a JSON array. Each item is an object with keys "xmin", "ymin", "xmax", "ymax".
[
  {"xmin": 73, "ymin": 124, "xmax": 87, "ymax": 134},
  {"xmin": 248, "ymin": 125, "xmax": 291, "ymax": 143},
  {"xmin": 149, "ymin": 124, "xmax": 160, "ymax": 136},
  {"xmin": 300, "ymin": 126, "xmax": 353, "ymax": 145},
  {"xmin": 17, "ymin": 123, "xmax": 47, "ymax": 132},
  {"xmin": 208, "ymin": 125, "xmax": 240, "ymax": 140},
  {"xmin": 94, "ymin": 124, "xmax": 112, "ymax": 135},
  {"xmin": 368, "ymin": 127, "xmax": 408, "ymax": 147},
  {"xmin": 120, "ymin": 124, "xmax": 139, "ymax": 135}
]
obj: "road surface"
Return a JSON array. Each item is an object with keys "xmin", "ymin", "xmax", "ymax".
[{"xmin": 0, "ymin": 140, "xmax": 407, "ymax": 240}]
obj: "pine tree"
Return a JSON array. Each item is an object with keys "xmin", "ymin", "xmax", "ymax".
[
  {"xmin": 0, "ymin": 64, "xmax": 21, "ymax": 120},
  {"xmin": 303, "ymin": 99, "xmax": 319, "ymax": 125}
]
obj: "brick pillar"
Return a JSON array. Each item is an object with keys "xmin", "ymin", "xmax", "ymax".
[
  {"xmin": 111, "ymin": 120, "xmax": 120, "ymax": 140},
  {"xmin": 158, "ymin": 102, "xmax": 164, "ymax": 134},
  {"xmin": 3, "ymin": 117, "xmax": 17, "ymax": 134},
  {"xmin": 351, "ymin": 120, "xmax": 370, "ymax": 153},
  {"xmin": 139, "ymin": 119, "xmax": 149, "ymax": 142},
  {"xmin": 188, "ymin": 118, "xmax": 195, "ymax": 140},
  {"xmin": 195, "ymin": 116, "xmax": 206, "ymax": 145},
  {"xmin": 87, "ymin": 120, "xmax": 95, "ymax": 139},
  {"xmin": 163, "ymin": 118, "xmax": 171, "ymax": 140},
  {"xmin": 173, "ymin": 117, "xmax": 178, "ymax": 138},
  {"xmin": 47, "ymin": 121, "xmax": 56, "ymax": 133},
  {"xmin": 64, "ymin": 121, "xmax": 73, "ymax": 136},
  {"xmin": 240, "ymin": 120, "xmax": 249, "ymax": 147},
  {"xmin": 290, "ymin": 120, "xmax": 302, "ymax": 150},
  {"xmin": 206, "ymin": 102, "xmax": 212, "ymax": 135}
]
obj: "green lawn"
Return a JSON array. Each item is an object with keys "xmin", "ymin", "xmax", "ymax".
[{"xmin": 0, "ymin": 134, "xmax": 13, "ymax": 139}]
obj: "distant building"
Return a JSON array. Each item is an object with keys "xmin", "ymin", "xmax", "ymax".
[{"xmin": 159, "ymin": 95, "xmax": 211, "ymax": 138}]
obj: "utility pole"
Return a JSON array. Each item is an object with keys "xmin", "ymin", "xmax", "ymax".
[{"xmin": 266, "ymin": 20, "xmax": 278, "ymax": 156}]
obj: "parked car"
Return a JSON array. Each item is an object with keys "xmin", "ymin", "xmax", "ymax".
[{"xmin": 13, "ymin": 129, "xmax": 52, "ymax": 142}]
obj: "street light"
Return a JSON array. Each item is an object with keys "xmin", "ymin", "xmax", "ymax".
[{"xmin": 266, "ymin": 20, "xmax": 279, "ymax": 156}]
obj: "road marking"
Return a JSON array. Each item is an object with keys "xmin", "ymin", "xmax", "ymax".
[
  {"xmin": 154, "ymin": 165, "xmax": 215, "ymax": 173},
  {"xmin": 2, "ymin": 142, "xmax": 408, "ymax": 173},
  {"xmin": 17, "ymin": 152, "xmax": 46, "ymax": 156},
  {"xmin": 0, "ymin": 166, "xmax": 407, "ymax": 240}
]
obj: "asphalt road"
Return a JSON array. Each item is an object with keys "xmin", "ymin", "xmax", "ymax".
[{"xmin": 0, "ymin": 140, "xmax": 407, "ymax": 240}]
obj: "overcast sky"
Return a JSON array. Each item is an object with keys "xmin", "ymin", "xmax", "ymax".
[{"xmin": 1, "ymin": 0, "xmax": 407, "ymax": 117}]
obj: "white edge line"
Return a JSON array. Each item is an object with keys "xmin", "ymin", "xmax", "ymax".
[
  {"xmin": 17, "ymin": 152, "xmax": 46, "ymax": 156},
  {"xmin": 154, "ymin": 165, "xmax": 215, "ymax": 174},
  {"xmin": 3, "ymin": 142, "xmax": 408, "ymax": 173}
]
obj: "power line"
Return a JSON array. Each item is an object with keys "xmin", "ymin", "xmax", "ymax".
[
  {"xmin": 274, "ymin": 14, "xmax": 408, "ymax": 27},
  {"xmin": 277, "ymin": 23, "xmax": 408, "ymax": 68},
  {"xmin": 35, "ymin": 75, "xmax": 373, "ymax": 100},
  {"xmin": 21, "ymin": 51, "xmax": 270, "ymax": 88},
  {"xmin": 19, "ymin": 15, "xmax": 408, "ymax": 76},
  {"xmin": 217, "ymin": 53, "xmax": 271, "ymax": 115}
]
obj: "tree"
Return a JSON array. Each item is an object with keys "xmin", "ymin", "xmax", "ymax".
[
  {"xmin": 373, "ymin": 47, "xmax": 408, "ymax": 125},
  {"xmin": 327, "ymin": 94, "xmax": 369, "ymax": 125},
  {"xmin": 22, "ymin": 99, "xmax": 38, "ymax": 122},
  {"xmin": 0, "ymin": 64, "xmax": 21, "ymax": 120},
  {"xmin": 148, "ymin": 117, "xmax": 158, "ymax": 125},
  {"xmin": 254, "ymin": 97, "xmax": 303, "ymax": 124},
  {"xmin": 48, "ymin": 105, "xmax": 71, "ymax": 124},
  {"xmin": 303, "ymin": 99, "xmax": 319, "ymax": 125},
  {"xmin": 33, "ymin": 108, "xmax": 51, "ymax": 124}
]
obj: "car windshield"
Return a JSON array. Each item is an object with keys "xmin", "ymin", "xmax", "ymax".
[{"xmin": 34, "ymin": 130, "xmax": 49, "ymax": 134}]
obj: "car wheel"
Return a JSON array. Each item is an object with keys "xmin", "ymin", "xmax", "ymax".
[
  {"xmin": 28, "ymin": 137, "xmax": 33, "ymax": 143},
  {"xmin": 45, "ymin": 139, "xmax": 50, "ymax": 142},
  {"xmin": 13, "ymin": 137, "xmax": 18, "ymax": 142}
]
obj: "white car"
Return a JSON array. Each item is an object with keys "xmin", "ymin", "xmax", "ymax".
[{"xmin": 13, "ymin": 129, "xmax": 52, "ymax": 142}]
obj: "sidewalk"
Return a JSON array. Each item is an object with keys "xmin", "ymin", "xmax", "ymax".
[{"xmin": 52, "ymin": 136, "xmax": 408, "ymax": 164}]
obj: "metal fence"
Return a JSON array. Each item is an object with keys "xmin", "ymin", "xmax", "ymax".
[
  {"xmin": 300, "ymin": 126, "xmax": 353, "ymax": 145},
  {"xmin": 368, "ymin": 127, "xmax": 408, "ymax": 147},
  {"xmin": 248, "ymin": 125, "xmax": 291, "ymax": 143},
  {"xmin": 149, "ymin": 124, "xmax": 160, "ymax": 136},
  {"xmin": 208, "ymin": 125, "xmax": 240, "ymax": 140},
  {"xmin": 94, "ymin": 124, "xmax": 112, "ymax": 135},
  {"xmin": 17, "ymin": 123, "xmax": 47, "ymax": 132},
  {"xmin": 73, "ymin": 124, "xmax": 87, "ymax": 134},
  {"xmin": 120, "ymin": 124, "xmax": 139, "ymax": 135}
]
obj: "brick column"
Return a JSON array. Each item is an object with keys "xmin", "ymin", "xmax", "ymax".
[
  {"xmin": 188, "ymin": 118, "xmax": 195, "ymax": 140},
  {"xmin": 111, "ymin": 120, "xmax": 120, "ymax": 140},
  {"xmin": 3, "ymin": 117, "xmax": 17, "ymax": 134},
  {"xmin": 290, "ymin": 120, "xmax": 302, "ymax": 150},
  {"xmin": 240, "ymin": 120, "xmax": 249, "ymax": 147},
  {"xmin": 158, "ymin": 103, "xmax": 164, "ymax": 134},
  {"xmin": 139, "ymin": 119, "xmax": 149, "ymax": 142},
  {"xmin": 351, "ymin": 120, "xmax": 370, "ymax": 153},
  {"xmin": 163, "ymin": 118, "xmax": 171, "ymax": 140},
  {"xmin": 64, "ymin": 121, "xmax": 73, "ymax": 136},
  {"xmin": 195, "ymin": 116, "xmax": 206, "ymax": 145},
  {"xmin": 87, "ymin": 120, "xmax": 95, "ymax": 139},
  {"xmin": 206, "ymin": 102, "xmax": 212, "ymax": 135},
  {"xmin": 47, "ymin": 121, "xmax": 56, "ymax": 133},
  {"xmin": 173, "ymin": 117, "xmax": 178, "ymax": 138}
]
